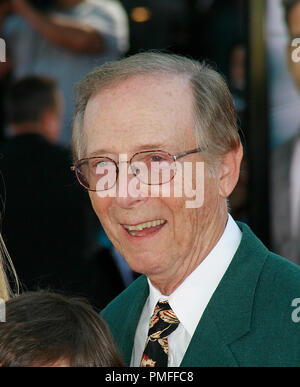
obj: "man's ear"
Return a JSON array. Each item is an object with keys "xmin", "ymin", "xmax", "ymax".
[{"xmin": 218, "ymin": 142, "xmax": 243, "ymax": 198}]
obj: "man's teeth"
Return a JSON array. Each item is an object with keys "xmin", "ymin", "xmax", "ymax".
[{"xmin": 124, "ymin": 219, "xmax": 166, "ymax": 232}]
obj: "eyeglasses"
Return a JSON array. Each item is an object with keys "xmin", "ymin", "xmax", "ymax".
[{"xmin": 71, "ymin": 148, "xmax": 202, "ymax": 192}]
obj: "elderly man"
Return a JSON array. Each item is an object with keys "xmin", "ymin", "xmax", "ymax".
[{"xmin": 71, "ymin": 52, "xmax": 300, "ymax": 367}]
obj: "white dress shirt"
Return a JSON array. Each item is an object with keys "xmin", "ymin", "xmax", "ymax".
[{"xmin": 130, "ymin": 214, "xmax": 242, "ymax": 367}]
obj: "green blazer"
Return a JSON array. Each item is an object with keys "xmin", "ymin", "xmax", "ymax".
[{"xmin": 101, "ymin": 222, "xmax": 300, "ymax": 366}]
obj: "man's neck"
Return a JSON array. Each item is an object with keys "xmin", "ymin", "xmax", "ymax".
[{"xmin": 148, "ymin": 206, "xmax": 229, "ymax": 296}]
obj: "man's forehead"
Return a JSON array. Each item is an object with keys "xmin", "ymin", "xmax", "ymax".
[
  {"xmin": 86, "ymin": 73, "xmax": 190, "ymax": 107},
  {"xmin": 85, "ymin": 123, "xmax": 194, "ymax": 156},
  {"xmin": 83, "ymin": 73, "xmax": 195, "ymax": 156}
]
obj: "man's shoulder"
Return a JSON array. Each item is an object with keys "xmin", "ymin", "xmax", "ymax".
[
  {"xmin": 259, "ymin": 251, "xmax": 300, "ymax": 297},
  {"xmin": 210, "ymin": 222, "xmax": 300, "ymax": 365},
  {"xmin": 228, "ymin": 248, "xmax": 300, "ymax": 366},
  {"xmin": 237, "ymin": 221, "xmax": 300, "ymax": 289},
  {"xmin": 238, "ymin": 222, "xmax": 300, "ymax": 323},
  {"xmin": 101, "ymin": 274, "xmax": 148, "ymax": 317},
  {"xmin": 248, "ymin": 253, "xmax": 300, "ymax": 362}
]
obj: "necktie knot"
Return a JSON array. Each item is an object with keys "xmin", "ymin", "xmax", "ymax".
[
  {"xmin": 140, "ymin": 300, "xmax": 180, "ymax": 367},
  {"xmin": 148, "ymin": 300, "xmax": 179, "ymax": 339}
]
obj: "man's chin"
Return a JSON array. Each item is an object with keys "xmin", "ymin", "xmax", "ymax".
[{"xmin": 122, "ymin": 252, "xmax": 165, "ymax": 278}]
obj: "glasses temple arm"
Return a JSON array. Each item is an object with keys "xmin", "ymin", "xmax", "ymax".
[{"xmin": 174, "ymin": 148, "xmax": 202, "ymax": 160}]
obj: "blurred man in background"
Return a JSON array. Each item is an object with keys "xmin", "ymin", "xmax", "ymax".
[
  {"xmin": 0, "ymin": 0, "xmax": 129, "ymax": 146},
  {"xmin": 0, "ymin": 76, "xmax": 101, "ymax": 300},
  {"xmin": 271, "ymin": 0, "xmax": 300, "ymax": 265}
]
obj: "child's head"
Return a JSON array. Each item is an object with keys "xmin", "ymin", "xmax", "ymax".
[{"xmin": 0, "ymin": 291, "xmax": 124, "ymax": 367}]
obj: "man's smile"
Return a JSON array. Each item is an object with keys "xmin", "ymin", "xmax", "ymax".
[{"xmin": 121, "ymin": 219, "xmax": 167, "ymax": 237}]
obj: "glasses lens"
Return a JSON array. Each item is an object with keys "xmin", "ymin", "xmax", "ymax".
[
  {"xmin": 76, "ymin": 158, "xmax": 117, "ymax": 191},
  {"xmin": 131, "ymin": 151, "xmax": 176, "ymax": 185}
]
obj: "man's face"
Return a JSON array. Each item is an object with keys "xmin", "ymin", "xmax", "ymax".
[{"xmin": 83, "ymin": 75, "xmax": 223, "ymax": 286}]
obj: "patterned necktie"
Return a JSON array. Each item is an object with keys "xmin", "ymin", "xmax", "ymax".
[{"xmin": 140, "ymin": 300, "xmax": 180, "ymax": 367}]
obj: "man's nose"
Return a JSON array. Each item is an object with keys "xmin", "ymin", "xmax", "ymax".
[{"xmin": 113, "ymin": 160, "xmax": 150, "ymax": 209}]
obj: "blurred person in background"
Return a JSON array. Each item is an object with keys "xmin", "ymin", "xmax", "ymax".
[
  {"xmin": 271, "ymin": 0, "xmax": 300, "ymax": 266},
  {"xmin": 227, "ymin": 40, "xmax": 248, "ymax": 223},
  {"xmin": 228, "ymin": 41, "xmax": 246, "ymax": 130},
  {"xmin": 0, "ymin": 0, "xmax": 129, "ymax": 146},
  {"xmin": 0, "ymin": 75, "xmax": 101, "ymax": 300}
]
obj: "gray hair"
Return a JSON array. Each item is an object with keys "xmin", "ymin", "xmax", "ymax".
[{"xmin": 72, "ymin": 52, "xmax": 240, "ymax": 173}]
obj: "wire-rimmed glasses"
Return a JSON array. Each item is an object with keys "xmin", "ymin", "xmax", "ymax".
[{"xmin": 71, "ymin": 148, "xmax": 202, "ymax": 192}]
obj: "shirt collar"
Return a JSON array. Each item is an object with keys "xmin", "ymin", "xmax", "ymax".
[{"xmin": 147, "ymin": 214, "xmax": 242, "ymax": 337}]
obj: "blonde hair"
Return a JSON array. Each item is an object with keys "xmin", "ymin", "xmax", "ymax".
[
  {"xmin": 0, "ymin": 233, "xmax": 18, "ymax": 301},
  {"xmin": 71, "ymin": 52, "xmax": 240, "ymax": 173}
]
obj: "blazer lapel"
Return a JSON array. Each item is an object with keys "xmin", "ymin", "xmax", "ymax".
[
  {"xmin": 180, "ymin": 308, "xmax": 239, "ymax": 366},
  {"xmin": 118, "ymin": 277, "xmax": 149, "ymax": 366},
  {"xmin": 181, "ymin": 222, "xmax": 269, "ymax": 366}
]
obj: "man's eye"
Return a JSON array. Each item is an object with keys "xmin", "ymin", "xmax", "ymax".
[
  {"xmin": 90, "ymin": 160, "xmax": 111, "ymax": 171},
  {"xmin": 150, "ymin": 155, "xmax": 163, "ymax": 162},
  {"xmin": 97, "ymin": 161, "xmax": 109, "ymax": 168}
]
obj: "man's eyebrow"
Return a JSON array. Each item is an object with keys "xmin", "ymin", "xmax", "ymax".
[
  {"xmin": 133, "ymin": 143, "xmax": 168, "ymax": 151},
  {"xmin": 89, "ymin": 149, "xmax": 110, "ymax": 156},
  {"xmin": 88, "ymin": 144, "xmax": 168, "ymax": 157}
]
